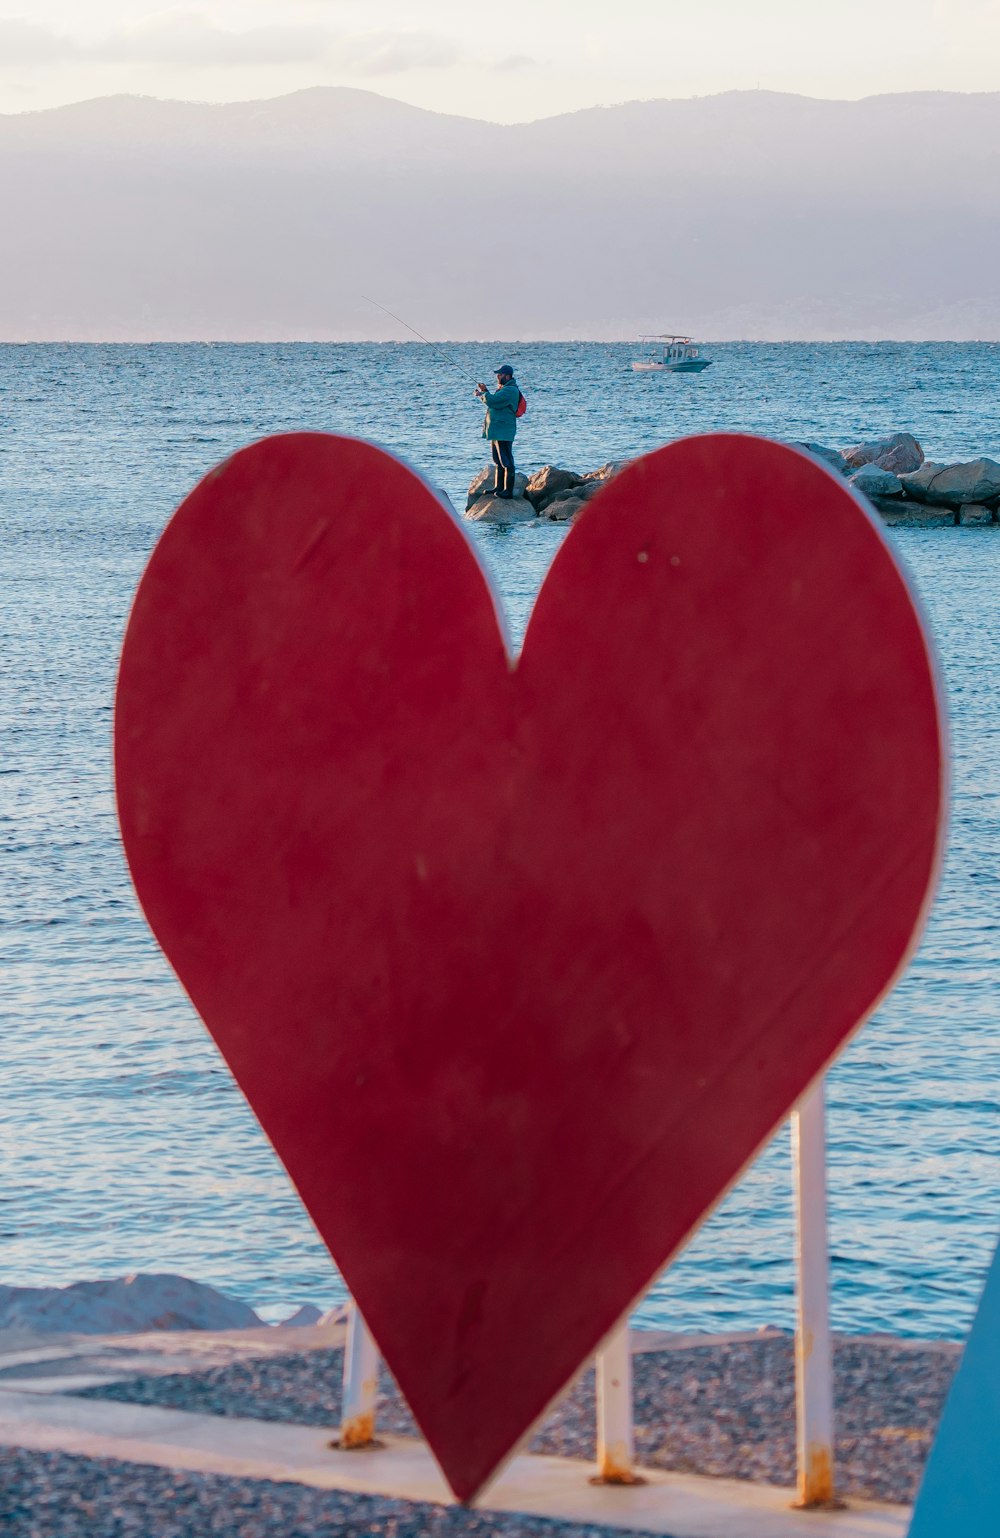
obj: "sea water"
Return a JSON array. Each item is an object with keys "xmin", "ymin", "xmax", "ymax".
[{"xmin": 0, "ymin": 341, "xmax": 998, "ymax": 1338}]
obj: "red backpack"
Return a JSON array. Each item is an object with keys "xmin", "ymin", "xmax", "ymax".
[{"xmin": 516, "ymin": 391, "xmax": 527, "ymax": 418}]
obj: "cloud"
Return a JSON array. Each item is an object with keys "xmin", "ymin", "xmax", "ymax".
[
  {"xmin": 0, "ymin": 12, "xmax": 473, "ymax": 74},
  {"xmin": 95, "ymin": 13, "xmax": 330, "ymax": 67},
  {"xmin": 0, "ymin": 19, "xmax": 79, "ymax": 64},
  {"xmin": 327, "ymin": 32, "xmax": 462, "ymax": 75}
]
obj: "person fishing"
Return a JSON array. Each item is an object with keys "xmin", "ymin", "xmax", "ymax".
[
  {"xmin": 476, "ymin": 365, "xmax": 521, "ymax": 498},
  {"xmin": 360, "ymin": 303, "xmax": 525, "ymax": 499}
]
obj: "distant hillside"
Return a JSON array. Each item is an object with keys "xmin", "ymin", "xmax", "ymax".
[{"xmin": 1, "ymin": 88, "xmax": 998, "ymax": 340}]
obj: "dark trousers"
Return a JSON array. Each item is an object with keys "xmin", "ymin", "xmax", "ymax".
[{"xmin": 491, "ymin": 440, "xmax": 515, "ymax": 495}]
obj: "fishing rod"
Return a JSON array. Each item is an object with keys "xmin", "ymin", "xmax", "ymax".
[{"xmin": 360, "ymin": 295, "xmax": 483, "ymax": 392}]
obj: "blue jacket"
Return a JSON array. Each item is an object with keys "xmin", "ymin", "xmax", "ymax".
[{"xmin": 482, "ymin": 380, "xmax": 520, "ymax": 441}]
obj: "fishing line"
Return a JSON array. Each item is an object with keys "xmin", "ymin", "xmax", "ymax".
[{"xmin": 360, "ymin": 295, "xmax": 481, "ymax": 390}]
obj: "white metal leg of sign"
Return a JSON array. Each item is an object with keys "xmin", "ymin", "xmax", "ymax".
[
  {"xmin": 594, "ymin": 1322, "xmax": 641, "ymax": 1483},
  {"xmin": 791, "ymin": 1079, "xmax": 838, "ymax": 1507},
  {"xmin": 340, "ymin": 1299, "xmax": 380, "ymax": 1448}
]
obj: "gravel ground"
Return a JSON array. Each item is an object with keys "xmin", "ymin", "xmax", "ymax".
[
  {"xmin": 0, "ymin": 1447, "xmax": 662, "ymax": 1538},
  {"xmin": 79, "ymin": 1333, "xmax": 958, "ymax": 1506}
]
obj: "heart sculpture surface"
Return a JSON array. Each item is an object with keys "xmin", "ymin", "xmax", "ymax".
[{"xmin": 116, "ymin": 432, "xmax": 944, "ymax": 1502}]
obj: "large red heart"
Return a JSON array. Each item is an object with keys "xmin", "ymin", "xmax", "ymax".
[{"xmin": 115, "ymin": 432, "xmax": 943, "ymax": 1502}]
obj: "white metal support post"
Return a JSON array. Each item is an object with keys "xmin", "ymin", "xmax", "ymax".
[
  {"xmin": 791, "ymin": 1078, "xmax": 838, "ymax": 1507},
  {"xmin": 593, "ymin": 1321, "xmax": 642, "ymax": 1483},
  {"xmin": 339, "ymin": 1299, "xmax": 380, "ymax": 1448}
]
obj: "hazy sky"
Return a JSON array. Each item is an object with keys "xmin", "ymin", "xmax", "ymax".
[{"xmin": 2, "ymin": 0, "xmax": 998, "ymax": 120}]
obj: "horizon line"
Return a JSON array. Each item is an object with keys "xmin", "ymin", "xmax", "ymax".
[{"xmin": 2, "ymin": 337, "xmax": 998, "ymax": 347}]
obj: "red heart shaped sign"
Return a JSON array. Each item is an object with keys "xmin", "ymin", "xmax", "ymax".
[{"xmin": 115, "ymin": 432, "xmax": 943, "ymax": 1503}]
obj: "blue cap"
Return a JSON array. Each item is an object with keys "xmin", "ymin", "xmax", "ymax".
[{"xmin": 495, "ymin": 363, "xmax": 514, "ymax": 379}]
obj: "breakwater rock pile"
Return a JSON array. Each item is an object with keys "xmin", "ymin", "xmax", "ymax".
[
  {"xmin": 464, "ymin": 433, "xmax": 1000, "ymax": 527},
  {"xmin": 465, "ymin": 460, "xmax": 627, "ymax": 524}
]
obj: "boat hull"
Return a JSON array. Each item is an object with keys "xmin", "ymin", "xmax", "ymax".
[{"xmin": 630, "ymin": 358, "xmax": 713, "ymax": 373}]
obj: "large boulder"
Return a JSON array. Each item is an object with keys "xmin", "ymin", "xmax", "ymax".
[
  {"xmin": 465, "ymin": 494, "xmax": 537, "ymax": 524},
  {"xmin": 582, "ymin": 460, "xmax": 629, "ymax": 484},
  {"xmin": 541, "ymin": 495, "xmax": 587, "ymax": 522},
  {"xmin": 843, "ymin": 433, "xmax": 924, "ymax": 475},
  {"xmin": 537, "ymin": 481, "xmax": 605, "ymax": 522},
  {"xmin": 466, "ymin": 466, "xmax": 529, "ymax": 508},
  {"xmin": 958, "ymin": 504, "xmax": 995, "ymax": 526},
  {"xmin": 787, "ymin": 442, "xmax": 850, "ymax": 476},
  {"xmin": 850, "ymin": 463, "xmax": 904, "ymax": 499},
  {"xmin": 551, "ymin": 479, "xmax": 605, "ymax": 508},
  {"xmin": 900, "ymin": 458, "xmax": 1000, "ymax": 507},
  {"xmin": 897, "ymin": 463, "xmax": 945, "ymax": 502},
  {"xmin": 876, "ymin": 501, "xmax": 956, "ymax": 528},
  {"xmin": 524, "ymin": 465, "xmax": 583, "ymax": 511},
  {"xmin": 0, "ymin": 1274, "xmax": 263, "ymax": 1334}
]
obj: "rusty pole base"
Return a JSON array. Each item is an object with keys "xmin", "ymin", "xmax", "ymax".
[
  {"xmin": 327, "ymin": 1435, "xmax": 387, "ymax": 1453},
  {"xmin": 588, "ymin": 1470, "xmax": 648, "ymax": 1487},
  {"xmin": 790, "ymin": 1495, "xmax": 848, "ymax": 1512},
  {"xmin": 329, "ymin": 1409, "xmax": 385, "ymax": 1453}
]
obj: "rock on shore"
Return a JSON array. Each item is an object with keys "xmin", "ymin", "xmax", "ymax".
[
  {"xmin": 0, "ymin": 1274, "xmax": 263, "ymax": 1334},
  {"xmin": 463, "ymin": 435, "xmax": 1000, "ymax": 527}
]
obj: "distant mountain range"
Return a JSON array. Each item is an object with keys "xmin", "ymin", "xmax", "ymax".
[{"xmin": 1, "ymin": 88, "xmax": 998, "ymax": 340}]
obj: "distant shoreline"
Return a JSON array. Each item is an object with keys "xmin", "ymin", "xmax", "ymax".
[{"xmin": 5, "ymin": 88, "xmax": 997, "ymax": 343}]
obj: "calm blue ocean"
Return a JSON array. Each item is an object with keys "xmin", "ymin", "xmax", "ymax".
[{"xmin": 1, "ymin": 341, "xmax": 998, "ymax": 1338}]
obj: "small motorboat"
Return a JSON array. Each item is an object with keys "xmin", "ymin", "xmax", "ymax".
[{"xmin": 630, "ymin": 335, "xmax": 712, "ymax": 373}]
